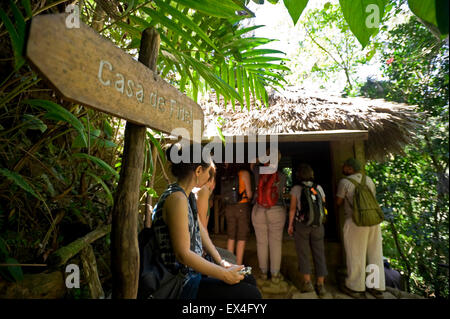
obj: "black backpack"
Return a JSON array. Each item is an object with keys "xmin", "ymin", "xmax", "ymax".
[
  {"xmin": 137, "ymin": 227, "xmax": 185, "ymax": 299},
  {"xmin": 220, "ymin": 175, "xmax": 245, "ymax": 204},
  {"xmin": 296, "ymin": 183, "xmax": 326, "ymax": 227}
]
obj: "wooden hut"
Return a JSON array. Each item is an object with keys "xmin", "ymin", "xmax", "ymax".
[
  {"xmin": 153, "ymin": 86, "xmax": 422, "ymax": 291},
  {"xmin": 199, "ymin": 86, "xmax": 421, "ymax": 241}
]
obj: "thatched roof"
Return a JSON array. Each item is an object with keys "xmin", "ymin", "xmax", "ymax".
[{"xmin": 200, "ymin": 86, "xmax": 423, "ymax": 161}]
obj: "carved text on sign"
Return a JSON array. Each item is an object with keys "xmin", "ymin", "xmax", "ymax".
[{"xmin": 97, "ymin": 59, "xmax": 193, "ymax": 124}]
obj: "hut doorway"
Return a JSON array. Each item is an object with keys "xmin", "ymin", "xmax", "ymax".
[
  {"xmin": 278, "ymin": 141, "xmax": 339, "ymax": 242},
  {"xmin": 206, "ymin": 139, "xmax": 339, "ymax": 242}
]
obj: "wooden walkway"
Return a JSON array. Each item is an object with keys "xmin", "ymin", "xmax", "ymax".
[{"xmin": 209, "ymin": 233, "xmax": 424, "ymax": 299}]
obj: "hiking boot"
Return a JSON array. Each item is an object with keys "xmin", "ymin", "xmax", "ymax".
[
  {"xmin": 271, "ymin": 272, "xmax": 284, "ymax": 284},
  {"xmin": 300, "ymin": 281, "xmax": 315, "ymax": 293},
  {"xmin": 315, "ymin": 283, "xmax": 328, "ymax": 298},
  {"xmin": 340, "ymin": 285, "xmax": 367, "ymax": 299},
  {"xmin": 261, "ymin": 278, "xmax": 289, "ymax": 294},
  {"xmin": 367, "ymin": 288, "xmax": 385, "ymax": 299},
  {"xmin": 256, "ymin": 273, "xmax": 268, "ymax": 286}
]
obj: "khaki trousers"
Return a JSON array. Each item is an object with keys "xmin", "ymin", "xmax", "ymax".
[
  {"xmin": 343, "ymin": 218, "xmax": 386, "ymax": 292},
  {"xmin": 251, "ymin": 204, "xmax": 286, "ymax": 275}
]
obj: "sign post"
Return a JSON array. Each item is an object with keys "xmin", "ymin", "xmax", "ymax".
[
  {"xmin": 26, "ymin": 14, "xmax": 204, "ymax": 137},
  {"xmin": 26, "ymin": 14, "xmax": 203, "ymax": 299}
]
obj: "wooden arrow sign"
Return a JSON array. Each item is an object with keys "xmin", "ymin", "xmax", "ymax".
[{"xmin": 26, "ymin": 14, "xmax": 203, "ymax": 137}]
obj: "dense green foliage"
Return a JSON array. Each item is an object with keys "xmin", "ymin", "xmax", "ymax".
[{"xmin": 363, "ymin": 17, "xmax": 449, "ymax": 298}]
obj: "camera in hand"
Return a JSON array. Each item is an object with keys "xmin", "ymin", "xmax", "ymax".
[{"xmin": 238, "ymin": 266, "xmax": 252, "ymax": 275}]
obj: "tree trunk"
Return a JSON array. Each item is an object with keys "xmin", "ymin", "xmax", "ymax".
[
  {"xmin": 111, "ymin": 28, "xmax": 160, "ymax": 299},
  {"xmin": 389, "ymin": 221, "xmax": 411, "ymax": 292},
  {"xmin": 81, "ymin": 244, "xmax": 104, "ymax": 299}
]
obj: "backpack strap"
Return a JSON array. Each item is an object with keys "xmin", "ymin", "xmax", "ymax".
[
  {"xmin": 345, "ymin": 174, "xmax": 366, "ymax": 187},
  {"xmin": 345, "ymin": 176, "xmax": 359, "ymax": 186}
]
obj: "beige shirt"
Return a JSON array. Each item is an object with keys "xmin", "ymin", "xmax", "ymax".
[{"xmin": 336, "ymin": 173, "xmax": 376, "ymax": 220}]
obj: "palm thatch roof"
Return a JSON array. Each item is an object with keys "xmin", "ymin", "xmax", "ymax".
[{"xmin": 199, "ymin": 86, "xmax": 423, "ymax": 161}]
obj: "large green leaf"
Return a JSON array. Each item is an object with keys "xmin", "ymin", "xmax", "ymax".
[
  {"xmin": 339, "ymin": 0, "xmax": 387, "ymax": 48},
  {"xmin": 141, "ymin": 7, "xmax": 205, "ymax": 50},
  {"xmin": 0, "ymin": 168, "xmax": 42, "ymax": 201},
  {"xmin": 21, "ymin": 0, "xmax": 32, "ymax": 18},
  {"xmin": 170, "ymin": 0, "xmax": 244, "ymax": 18},
  {"xmin": 220, "ymin": 25, "xmax": 265, "ymax": 43},
  {"xmin": 241, "ymin": 48, "xmax": 286, "ymax": 58},
  {"xmin": 23, "ymin": 99, "xmax": 88, "ymax": 147},
  {"xmin": 154, "ymin": 0, "xmax": 220, "ymax": 52},
  {"xmin": 242, "ymin": 68, "xmax": 251, "ymax": 110},
  {"xmin": 243, "ymin": 63, "xmax": 290, "ymax": 71},
  {"xmin": 22, "ymin": 114, "xmax": 47, "ymax": 133},
  {"xmin": 408, "ymin": 0, "xmax": 438, "ymax": 27},
  {"xmin": 73, "ymin": 153, "xmax": 119, "ymax": 180},
  {"xmin": 283, "ymin": 0, "xmax": 309, "ymax": 25},
  {"xmin": 222, "ymin": 37, "xmax": 276, "ymax": 51},
  {"xmin": 435, "ymin": 0, "xmax": 449, "ymax": 35},
  {"xmin": 177, "ymin": 51, "xmax": 243, "ymax": 102},
  {"xmin": 241, "ymin": 56, "xmax": 288, "ymax": 63}
]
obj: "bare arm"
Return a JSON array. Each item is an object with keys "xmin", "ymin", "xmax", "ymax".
[
  {"xmin": 336, "ymin": 180, "xmax": 346, "ymax": 207},
  {"xmin": 241, "ymin": 170, "xmax": 253, "ymax": 200},
  {"xmin": 164, "ymin": 192, "xmax": 243, "ymax": 284},
  {"xmin": 288, "ymin": 194, "xmax": 297, "ymax": 236},
  {"xmin": 198, "ymin": 221, "xmax": 222, "ymax": 264}
]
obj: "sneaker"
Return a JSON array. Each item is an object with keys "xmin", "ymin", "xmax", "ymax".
[
  {"xmin": 300, "ymin": 281, "xmax": 315, "ymax": 293},
  {"xmin": 340, "ymin": 285, "xmax": 366, "ymax": 299},
  {"xmin": 256, "ymin": 273, "xmax": 268, "ymax": 286},
  {"xmin": 315, "ymin": 283, "xmax": 328, "ymax": 298},
  {"xmin": 367, "ymin": 288, "xmax": 385, "ymax": 299}
]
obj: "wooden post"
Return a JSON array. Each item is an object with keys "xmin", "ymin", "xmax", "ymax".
[{"xmin": 111, "ymin": 28, "xmax": 160, "ymax": 299}]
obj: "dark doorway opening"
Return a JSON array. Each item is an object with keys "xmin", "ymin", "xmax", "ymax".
[
  {"xmin": 205, "ymin": 140, "xmax": 338, "ymax": 242},
  {"xmin": 278, "ymin": 141, "xmax": 338, "ymax": 242}
]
